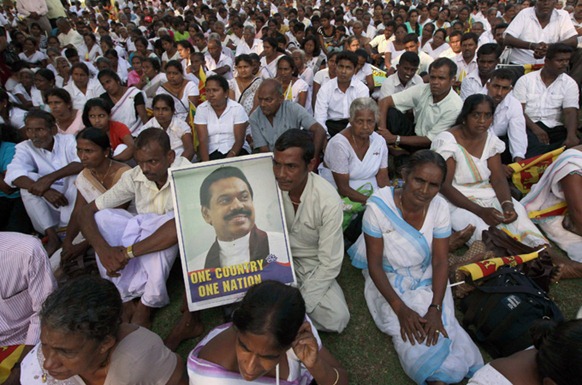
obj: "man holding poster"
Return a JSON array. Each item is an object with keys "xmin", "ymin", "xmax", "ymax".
[{"xmin": 273, "ymin": 129, "xmax": 350, "ymax": 333}]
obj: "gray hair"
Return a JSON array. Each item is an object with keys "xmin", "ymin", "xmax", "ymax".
[
  {"xmin": 349, "ymin": 97, "xmax": 379, "ymax": 122},
  {"xmin": 292, "ymin": 49, "xmax": 306, "ymax": 61},
  {"xmin": 243, "ymin": 25, "xmax": 256, "ymax": 35},
  {"xmin": 208, "ymin": 33, "xmax": 222, "ymax": 46}
]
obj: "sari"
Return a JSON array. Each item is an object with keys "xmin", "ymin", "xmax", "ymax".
[
  {"xmin": 228, "ymin": 77, "xmax": 262, "ymax": 116},
  {"xmin": 348, "ymin": 187, "xmax": 483, "ymax": 384},
  {"xmin": 107, "ymin": 87, "xmax": 146, "ymax": 135}
]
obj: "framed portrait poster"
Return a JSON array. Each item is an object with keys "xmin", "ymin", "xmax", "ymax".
[{"xmin": 170, "ymin": 153, "xmax": 296, "ymax": 311}]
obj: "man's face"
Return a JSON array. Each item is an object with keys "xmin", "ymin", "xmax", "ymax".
[
  {"xmin": 477, "ymin": 53, "xmax": 498, "ymax": 77},
  {"xmin": 429, "ymin": 65, "xmax": 454, "ymax": 100},
  {"xmin": 449, "ymin": 35, "xmax": 462, "ymax": 53},
  {"xmin": 273, "ymin": 147, "xmax": 312, "ymax": 192},
  {"xmin": 202, "ymin": 177, "xmax": 255, "ymax": 241},
  {"xmin": 494, "ymin": 27, "xmax": 506, "ymax": 45},
  {"xmin": 257, "ymin": 84, "xmax": 283, "ymax": 117},
  {"xmin": 336, "ymin": 59, "xmax": 356, "ymax": 84},
  {"xmin": 471, "ymin": 23, "xmax": 484, "ymax": 36},
  {"xmin": 461, "ymin": 38, "xmax": 477, "ymax": 60},
  {"xmin": 487, "ymin": 77, "xmax": 512, "ymax": 105},
  {"xmin": 25, "ymin": 117, "xmax": 55, "ymax": 150},
  {"xmin": 535, "ymin": 0, "xmax": 556, "ymax": 18},
  {"xmin": 135, "ymin": 141, "xmax": 175, "ymax": 188},
  {"xmin": 403, "ymin": 41, "xmax": 419, "ymax": 54},
  {"xmin": 397, "ymin": 61, "xmax": 419, "ymax": 84},
  {"xmin": 208, "ymin": 41, "xmax": 221, "ymax": 59},
  {"xmin": 545, "ymin": 52, "xmax": 572, "ymax": 76},
  {"xmin": 575, "ymin": 0, "xmax": 582, "ymax": 18}
]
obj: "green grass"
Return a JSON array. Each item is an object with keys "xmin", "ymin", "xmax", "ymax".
[{"xmin": 153, "ymin": 254, "xmax": 582, "ymax": 385}]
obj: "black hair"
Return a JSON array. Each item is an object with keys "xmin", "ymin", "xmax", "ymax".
[
  {"xmin": 489, "ymin": 68, "xmax": 515, "ymax": 83},
  {"xmin": 45, "ymin": 88, "xmax": 73, "ymax": 106},
  {"xmin": 455, "ymin": 94, "xmax": 496, "ymax": 126},
  {"xmin": 277, "ymin": 55, "xmax": 297, "ymax": 74},
  {"xmin": 71, "ymin": 62, "xmax": 90, "ymax": 76},
  {"xmin": 274, "ymin": 129, "xmax": 314, "ymax": 165},
  {"xmin": 399, "ymin": 51, "xmax": 420, "ymax": 67},
  {"xmin": 76, "ymin": 126, "xmax": 111, "ymax": 150},
  {"xmin": 177, "ymin": 39, "xmax": 194, "ymax": 51},
  {"xmin": 24, "ymin": 108, "xmax": 56, "ymax": 128},
  {"xmin": 336, "ymin": 51, "xmax": 358, "ymax": 68},
  {"xmin": 97, "ymin": 68, "xmax": 121, "ymax": 83},
  {"xmin": 199, "ymin": 166, "xmax": 254, "ymax": 208},
  {"xmin": 402, "ymin": 33, "xmax": 419, "ymax": 45},
  {"xmin": 152, "ymin": 93, "xmax": 175, "ymax": 113},
  {"xmin": 40, "ymin": 276, "xmax": 122, "ymax": 343},
  {"xmin": 477, "ymin": 43, "xmax": 502, "ymax": 59},
  {"xmin": 429, "ymin": 57, "xmax": 457, "ymax": 79},
  {"xmin": 233, "ymin": 280, "xmax": 306, "ymax": 350},
  {"xmin": 545, "ymin": 43, "xmax": 574, "ymax": 61},
  {"xmin": 206, "ymin": 74, "xmax": 229, "ymax": 92},
  {"xmin": 64, "ymin": 47, "xmax": 79, "ymax": 59},
  {"xmin": 35, "ymin": 68, "xmax": 56, "ymax": 82},
  {"xmin": 82, "ymin": 98, "xmax": 112, "ymax": 127},
  {"xmin": 434, "ymin": 27, "xmax": 447, "ymax": 38},
  {"xmin": 145, "ymin": 57, "xmax": 162, "ymax": 72},
  {"xmin": 461, "ymin": 32, "xmax": 479, "ymax": 45},
  {"xmin": 401, "ymin": 149, "xmax": 447, "ymax": 183},
  {"xmin": 165, "ymin": 59, "xmax": 184, "ymax": 74},
  {"xmin": 300, "ymin": 35, "xmax": 321, "ymax": 56},
  {"xmin": 235, "ymin": 54, "xmax": 253, "ymax": 66},
  {"xmin": 135, "ymin": 127, "xmax": 171, "ymax": 153}
]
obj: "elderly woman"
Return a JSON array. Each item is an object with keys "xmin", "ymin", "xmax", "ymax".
[
  {"xmin": 54, "ymin": 56, "xmax": 71, "ymax": 88},
  {"xmin": 228, "ymin": 54, "xmax": 262, "ymax": 116},
  {"xmin": 156, "ymin": 60, "xmax": 199, "ymax": 122},
  {"xmin": 431, "ymin": 94, "xmax": 547, "ymax": 247},
  {"xmin": 348, "ymin": 150, "xmax": 483, "ymax": 385},
  {"xmin": 20, "ymin": 276, "xmax": 188, "ymax": 385},
  {"xmin": 46, "ymin": 88, "xmax": 84, "ymax": 135},
  {"xmin": 194, "ymin": 75, "xmax": 249, "ymax": 161},
  {"xmin": 187, "ymin": 280, "xmax": 348, "ymax": 385},
  {"xmin": 64, "ymin": 62, "xmax": 105, "ymax": 110},
  {"xmin": 320, "ymin": 97, "xmax": 390, "ymax": 208},
  {"xmin": 98, "ymin": 69, "xmax": 149, "ymax": 135}
]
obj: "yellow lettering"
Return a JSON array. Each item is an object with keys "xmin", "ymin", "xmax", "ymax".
[
  {"xmin": 198, "ymin": 282, "xmax": 219, "ymax": 297},
  {"xmin": 190, "ymin": 269, "xmax": 212, "ymax": 284}
]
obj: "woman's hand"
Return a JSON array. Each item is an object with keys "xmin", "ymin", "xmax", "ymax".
[
  {"xmin": 478, "ymin": 206, "xmax": 505, "ymax": 226},
  {"xmin": 423, "ymin": 307, "xmax": 448, "ymax": 346},
  {"xmin": 292, "ymin": 321, "xmax": 319, "ymax": 369},
  {"xmin": 396, "ymin": 304, "xmax": 427, "ymax": 345},
  {"xmin": 501, "ymin": 202, "xmax": 518, "ymax": 224}
]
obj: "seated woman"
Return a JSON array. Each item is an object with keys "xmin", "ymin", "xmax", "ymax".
[
  {"xmin": 139, "ymin": 94, "xmax": 194, "ymax": 160},
  {"xmin": 521, "ymin": 146, "xmax": 582, "ymax": 278},
  {"xmin": 64, "ymin": 62, "xmax": 105, "ymax": 110},
  {"xmin": 20, "ymin": 276, "xmax": 188, "ymax": 385},
  {"xmin": 55, "ymin": 128, "xmax": 131, "ymax": 269},
  {"xmin": 187, "ymin": 280, "xmax": 348, "ymax": 385},
  {"xmin": 82, "ymin": 98, "xmax": 135, "ymax": 161},
  {"xmin": 46, "ymin": 88, "xmax": 84, "ymax": 135},
  {"xmin": 194, "ymin": 75, "xmax": 249, "ymax": 161},
  {"xmin": 155, "ymin": 60, "xmax": 199, "ymax": 122},
  {"xmin": 32, "ymin": 69, "xmax": 55, "ymax": 112},
  {"xmin": 468, "ymin": 319, "xmax": 582, "ymax": 385},
  {"xmin": 135, "ymin": 57, "xmax": 167, "ymax": 109},
  {"xmin": 431, "ymin": 94, "xmax": 547, "ymax": 247},
  {"xmin": 348, "ymin": 150, "xmax": 483, "ymax": 385},
  {"xmin": 98, "ymin": 69, "xmax": 149, "ymax": 136},
  {"xmin": 276, "ymin": 55, "xmax": 309, "ymax": 109},
  {"xmin": 319, "ymin": 97, "xmax": 389, "ymax": 234},
  {"xmin": 228, "ymin": 54, "xmax": 262, "ymax": 116}
]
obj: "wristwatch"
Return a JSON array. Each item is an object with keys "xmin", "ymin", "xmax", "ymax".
[
  {"xmin": 429, "ymin": 303, "xmax": 441, "ymax": 312},
  {"xmin": 395, "ymin": 135, "xmax": 401, "ymax": 147},
  {"xmin": 126, "ymin": 245, "xmax": 135, "ymax": 259}
]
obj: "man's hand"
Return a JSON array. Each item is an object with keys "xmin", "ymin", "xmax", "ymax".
[
  {"xmin": 61, "ymin": 241, "xmax": 89, "ymax": 263},
  {"xmin": 29, "ymin": 175, "xmax": 54, "ymax": 196},
  {"xmin": 377, "ymin": 128, "xmax": 397, "ymax": 145},
  {"xmin": 97, "ymin": 245, "xmax": 129, "ymax": 277},
  {"xmin": 42, "ymin": 189, "xmax": 69, "ymax": 208},
  {"xmin": 530, "ymin": 124, "xmax": 549, "ymax": 145},
  {"xmin": 564, "ymin": 135, "xmax": 580, "ymax": 149}
]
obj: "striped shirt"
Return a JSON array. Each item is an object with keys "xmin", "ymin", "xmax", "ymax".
[{"xmin": 0, "ymin": 233, "xmax": 56, "ymax": 346}]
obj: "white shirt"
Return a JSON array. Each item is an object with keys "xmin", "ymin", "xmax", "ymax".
[
  {"xmin": 460, "ymin": 69, "xmax": 488, "ymax": 101},
  {"xmin": 423, "ymin": 41, "xmax": 451, "ymax": 59},
  {"xmin": 368, "ymin": 34, "xmax": 392, "ymax": 54},
  {"xmin": 392, "ymin": 83, "xmax": 463, "ymax": 140},
  {"xmin": 393, "ymin": 51, "xmax": 434, "ymax": 75},
  {"xmin": 314, "ymin": 78, "xmax": 369, "ymax": 131},
  {"xmin": 504, "ymin": 8, "xmax": 577, "ymax": 64},
  {"xmin": 194, "ymin": 99, "xmax": 249, "ymax": 154},
  {"xmin": 489, "ymin": 93, "xmax": 528, "ymax": 160},
  {"xmin": 235, "ymin": 38, "xmax": 264, "ymax": 56},
  {"xmin": 205, "ymin": 51, "xmax": 233, "ymax": 80},
  {"xmin": 64, "ymin": 78, "xmax": 105, "ymax": 110},
  {"xmin": 313, "ymin": 68, "xmax": 333, "ymax": 87},
  {"xmin": 513, "ymin": 70, "xmax": 579, "ymax": 128},
  {"xmin": 379, "ymin": 72, "xmax": 424, "ymax": 99},
  {"xmin": 139, "ymin": 116, "xmax": 192, "ymax": 158},
  {"xmin": 58, "ymin": 29, "xmax": 84, "ymax": 47},
  {"xmin": 18, "ymin": 51, "xmax": 45, "ymax": 64},
  {"xmin": 571, "ymin": 14, "xmax": 582, "ymax": 48},
  {"xmin": 453, "ymin": 53, "xmax": 478, "ymax": 82}
]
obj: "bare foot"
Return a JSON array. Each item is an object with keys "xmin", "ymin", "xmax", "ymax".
[
  {"xmin": 164, "ymin": 311, "xmax": 204, "ymax": 351},
  {"xmin": 122, "ymin": 299, "xmax": 138, "ymax": 323},
  {"xmin": 44, "ymin": 228, "xmax": 62, "ymax": 257},
  {"xmin": 449, "ymin": 225, "xmax": 476, "ymax": 251},
  {"xmin": 550, "ymin": 253, "xmax": 582, "ymax": 279},
  {"xmin": 550, "ymin": 263, "xmax": 564, "ymax": 284},
  {"xmin": 131, "ymin": 301, "xmax": 153, "ymax": 329}
]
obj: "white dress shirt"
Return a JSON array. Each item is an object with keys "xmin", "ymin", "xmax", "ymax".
[
  {"xmin": 194, "ymin": 99, "xmax": 249, "ymax": 154},
  {"xmin": 453, "ymin": 53, "xmax": 478, "ymax": 82},
  {"xmin": 379, "ymin": 72, "xmax": 423, "ymax": 99},
  {"xmin": 64, "ymin": 78, "xmax": 105, "ymax": 110},
  {"xmin": 235, "ymin": 38, "xmax": 264, "ymax": 56},
  {"xmin": 460, "ymin": 69, "xmax": 487, "ymax": 100},
  {"xmin": 205, "ymin": 51, "xmax": 234, "ymax": 80},
  {"xmin": 314, "ymin": 78, "xmax": 369, "ymax": 131},
  {"xmin": 489, "ymin": 93, "xmax": 528, "ymax": 160}
]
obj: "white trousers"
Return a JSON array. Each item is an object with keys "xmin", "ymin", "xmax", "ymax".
[{"xmin": 95, "ymin": 209, "xmax": 178, "ymax": 308}]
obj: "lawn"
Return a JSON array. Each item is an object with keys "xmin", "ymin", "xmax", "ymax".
[{"xmin": 153, "ymin": 253, "xmax": 582, "ymax": 385}]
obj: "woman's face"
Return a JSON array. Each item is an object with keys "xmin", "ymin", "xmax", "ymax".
[
  {"xmin": 47, "ymin": 95, "xmax": 71, "ymax": 117},
  {"xmin": 47, "ymin": 37, "xmax": 60, "ymax": 50},
  {"xmin": 30, "ymin": 24, "xmax": 41, "ymax": 36},
  {"xmin": 19, "ymin": 71, "xmax": 34, "ymax": 88},
  {"xmin": 153, "ymin": 99, "xmax": 173, "ymax": 126},
  {"xmin": 394, "ymin": 26, "xmax": 407, "ymax": 42},
  {"xmin": 205, "ymin": 79, "xmax": 227, "ymax": 108},
  {"xmin": 291, "ymin": 52, "xmax": 303, "ymax": 69},
  {"xmin": 422, "ymin": 26, "xmax": 435, "ymax": 40},
  {"xmin": 34, "ymin": 74, "xmax": 53, "ymax": 92},
  {"xmin": 177, "ymin": 44, "xmax": 190, "ymax": 59},
  {"xmin": 438, "ymin": 10, "xmax": 449, "ymax": 21},
  {"xmin": 350, "ymin": 109, "xmax": 376, "ymax": 138},
  {"xmin": 77, "ymin": 138, "xmax": 108, "ymax": 169},
  {"xmin": 83, "ymin": 35, "xmax": 93, "ymax": 47},
  {"xmin": 327, "ymin": 56, "xmax": 337, "ymax": 74},
  {"xmin": 409, "ymin": 11, "xmax": 419, "ymax": 23},
  {"xmin": 235, "ymin": 331, "xmax": 285, "ymax": 381},
  {"xmin": 348, "ymin": 39, "xmax": 360, "ymax": 52},
  {"xmin": 402, "ymin": 162, "xmax": 443, "ymax": 207},
  {"xmin": 277, "ymin": 60, "xmax": 293, "ymax": 81},
  {"xmin": 352, "ymin": 23, "xmax": 363, "ymax": 36},
  {"xmin": 56, "ymin": 59, "xmax": 70, "ymax": 76},
  {"xmin": 72, "ymin": 67, "xmax": 89, "ymax": 87},
  {"xmin": 433, "ymin": 31, "xmax": 445, "ymax": 46},
  {"xmin": 262, "ymin": 42, "xmax": 274, "ymax": 57},
  {"xmin": 162, "ymin": 40, "xmax": 173, "ymax": 52},
  {"xmin": 236, "ymin": 60, "xmax": 253, "ymax": 79},
  {"xmin": 23, "ymin": 39, "xmax": 35, "ymax": 54},
  {"xmin": 40, "ymin": 325, "xmax": 111, "ymax": 381},
  {"xmin": 464, "ymin": 101, "xmax": 494, "ymax": 136},
  {"xmin": 458, "ymin": 9, "xmax": 469, "ymax": 21},
  {"xmin": 131, "ymin": 57, "xmax": 143, "ymax": 73},
  {"xmin": 304, "ymin": 40, "xmax": 315, "ymax": 54},
  {"xmin": 87, "ymin": 106, "xmax": 110, "ymax": 129},
  {"xmin": 99, "ymin": 75, "xmax": 121, "ymax": 95},
  {"xmin": 165, "ymin": 65, "xmax": 183, "ymax": 86},
  {"xmin": 142, "ymin": 60, "xmax": 156, "ymax": 78},
  {"xmin": 135, "ymin": 40, "xmax": 147, "ymax": 54}
]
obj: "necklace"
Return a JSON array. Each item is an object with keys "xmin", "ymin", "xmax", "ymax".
[
  {"xmin": 91, "ymin": 159, "xmax": 113, "ymax": 185},
  {"xmin": 351, "ymin": 132, "xmax": 369, "ymax": 152},
  {"xmin": 397, "ymin": 189, "xmax": 427, "ymax": 225},
  {"xmin": 290, "ymin": 199, "xmax": 301, "ymax": 206}
]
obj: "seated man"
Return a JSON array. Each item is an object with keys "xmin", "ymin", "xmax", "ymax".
[
  {"xmin": 378, "ymin": 51, "xmax": 423, "ymax": 99},
  {"xmin": 378, "ymin": 58, "xmax": 462, "ymax": 150},
  {"xmin": 314, "ymin": 51, "xmax": 369, "ymax": 137},
  {"xmin": 438, "ymin": 30, "xmax": 463, "ymax": 59},
  {"xmin": 513, "ymin": 44, "xmax": 579, "ymax": 158},
  {"xmin": 79, "ymin": 128, "xmax": 191, "ymax": 328},
  {"xmin": 5, "ymin": 109, "xmax": 82, "ymax": 256},
  {"xmin": 460, "ymin": 43, "xmax": 502, "ymax": 100},
  {"xmin": 273, "ymin": 129, "xmax": 350, "ymax": 333},
  {"xmin": 250, "ymin": 79, "xmax": 326, "ymax": 158},
  {"xmin": 205, "ymin": 37, "xmax": 234, "ymax": 80},
  {"xmin": 453, "ymin": 32, "xmax": 479, "ymax": 84},
  {"xmin": 391, "ymin": 33, "xmax": 434, "ymax": 80},
  {"xmin": 0, "ymin": 232, "xmax": 56, "ymax": 385},
  {"xmin": 486, "ymin": 69, "xmax": 528, "ymax": 166}
]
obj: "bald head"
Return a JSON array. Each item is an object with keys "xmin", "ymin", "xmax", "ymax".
[{"xmin": 257, "ymin": 79, "xmax": 284, "ymax": 118}]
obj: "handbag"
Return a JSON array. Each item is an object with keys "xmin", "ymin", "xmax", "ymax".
[{"xmin": 460, "ymin": 266, "xmax": 564, "ymax": 358}]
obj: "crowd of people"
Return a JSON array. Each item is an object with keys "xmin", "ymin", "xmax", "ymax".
[{"xmin": 1, "ymin": 0, "xmax": 582, "ymax": 383}]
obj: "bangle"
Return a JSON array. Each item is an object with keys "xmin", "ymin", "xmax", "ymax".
[
  {"xmin": 395, "ymin": 135, "xmax": 401, "ymax": 147},
  {"xmin": 126, "ymin": 245, "xmax": 135, "ymax": 259},
  {"xmin": 331, "ymin": 367, "xmax": 340, "ymax": 385},
  {"xmin": 501, "ymin": 200, "xmax": 514, "ymax": 207}
]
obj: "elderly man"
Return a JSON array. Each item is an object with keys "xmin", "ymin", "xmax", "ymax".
[
  {"xmin": 250, "ymin": 79, "xmax": 326, "ymax": 158},
  {"xmin": 513, "ymin": 43, "xmax": 580, "ymax": 158},
  {"xmin": 205, "ymin": 37, "xmax": 234, "ymax": 80},
  {"xmin": 273, "ymin": 129, "xmax": 350, "ymax": 333},
  {"xmin": 235, "ymin": 25, "xmax": 264, "ymax": 56},
  {"xmin": 378, "ymin": 58, "xmax": 462, "ymax": 150},
  {"xmin": 504, "ymin": 0, "xmax": 577, "ymax": 64},
  {"xmin": 79, "ymin": 128, "xmax": 191, "ymax": 328},
  {"xmin": 0, "ymin": 232, "xmax": 56, "ymax": 385},
  {"xmin": 56, "ymin": 17, "xmax": 84, "ymax": 49}
]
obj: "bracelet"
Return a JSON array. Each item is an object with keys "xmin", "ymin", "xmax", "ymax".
[
  {"xmin": 331, "ymin": 367, "xmax": 340, "ymax": 385},
  {"xmin": 126, "ymin": 245, "xmax": 135, "ymax": 259},
  {"xmin": 501, "ymin": 200, "xmax": 514, "ymax": 207},
  {"xmin": 395, "ymin": 135, "xmax": 401, "ymax": 147}
]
